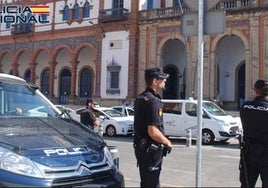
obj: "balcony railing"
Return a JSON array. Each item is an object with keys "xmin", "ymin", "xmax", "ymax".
[
  {"xmin": 213, "ymin": 0, "xmax": 251, "ymax": 11},
  {"xmin": 139, "ymin": 7, "xmax": 184, "ymax": 21},
  {"xmin": 11, "ymin": 23, "xmax": 32, "ymax": 35},
  {"xmin": 99, "ymin": 8, "xmax": 129, "ymax": 23},
  {"xmin": 139, "ymin": 0, "xmax": 268, "ymax": 22}
]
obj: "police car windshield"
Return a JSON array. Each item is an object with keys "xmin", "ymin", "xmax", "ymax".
[
  {"xmin": 203, "ymin": 102, "xmax": 228, "ymax": 116},
  {"xmin": 102, "ymin": 109, "xmax": 126, "ymax": 117},
  {"xmin": 0, "ymin": 82, "xmax": 58, "ymax": 117}
]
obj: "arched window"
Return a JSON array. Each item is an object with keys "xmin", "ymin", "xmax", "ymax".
[
  {"xmin": 83, "ymin": 2, "xmax": 90, "ymax": 18},
  {"xmin": 59, "ymin": 69, "xmax": 71, "ymax": 104},
  {"xmin": 62, "ymin": 5, "xmax": 69, "ymax": 21},
  {"xmin": 113, "ymin": 0, "xmax": 124, "ymax": 8},
  {"xmin": 80, "ymin": 68, "xmax": 92, "ymax": 98},
  {"xmin": 106, "ymin": 58, "xmax": 121, "ymax": 95},
  {"xmin": 113, "ymin": 0, "xmax": 124, "ymax": 15},
  {"xmin": 72, "ymin": 3, "xmax": 79, "ymax": 20},
  {"xmin": 41, "ymin": 69, "xmax": 50, "ymax": 96},
  {"xmin": 24, "ymin": 69, "xmax": 31, "ymax": 83}
]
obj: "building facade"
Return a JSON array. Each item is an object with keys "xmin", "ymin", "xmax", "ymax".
[{"xmin": 0, "ymin": 0, "xmax": 267, "ymax": 109}]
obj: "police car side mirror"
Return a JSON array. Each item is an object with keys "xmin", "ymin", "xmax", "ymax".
[{"xmin": 99, "ymin": 115, "xmax": 106, "ymax": 120}]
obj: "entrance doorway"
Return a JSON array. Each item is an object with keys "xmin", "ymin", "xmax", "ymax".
[
  {"xmin": 163, "ymin": 67, "xmax": 178, "ymax": 99},
  {"xmin": 59, "ymin": 69, "xmax": 71, "ymax": 104}
]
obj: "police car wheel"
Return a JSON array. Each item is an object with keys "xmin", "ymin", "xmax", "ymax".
[
  {"xmin": 106, "ymin": 125, "xmax": 116, "ymax": 137},
  {"xmin": 202, "ymin": 129, "xmax": 215, "ymax": 145}
]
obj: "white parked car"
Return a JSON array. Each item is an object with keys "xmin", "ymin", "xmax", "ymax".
[
  {"xmin": 75, "ymin": 107, "xmax": 134, "ymax": 137},
  {"xmin": 111, "ymin": 105, "xmax": 134, "ymax": 117},
  {"xmin": 162, "ymin": 99, "xmax": 242, "ymax": 145},
  {"xmin": 55, "ymin": 105, "xmax": 103, "ymax": 136}
]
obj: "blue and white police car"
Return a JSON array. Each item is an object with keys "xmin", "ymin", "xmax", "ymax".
[{"xmin": 0, "ymin": 73, "xmax": 124, "ymax": 187}]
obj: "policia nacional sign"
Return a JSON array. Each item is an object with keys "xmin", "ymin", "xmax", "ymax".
[{"xmin": 0, "ymin": 5, "xmax": 50, "ymax": 24}]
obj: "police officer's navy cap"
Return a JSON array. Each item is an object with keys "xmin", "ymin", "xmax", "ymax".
[{"xmin": 145, "ymin": 67, "xmax": 169, "ymax": 79}]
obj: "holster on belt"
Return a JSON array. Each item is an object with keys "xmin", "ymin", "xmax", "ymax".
[{"xmin": 133, "ymin": 138, "xmax": 147, "ymax": 150}]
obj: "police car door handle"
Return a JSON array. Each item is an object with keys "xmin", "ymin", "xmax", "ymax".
[{"xmin": 165, "ymin": 120, "xmax": 175, "ymax": 124}]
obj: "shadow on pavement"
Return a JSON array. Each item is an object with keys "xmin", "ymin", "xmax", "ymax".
[
  {"xmin": 103, "ymin": 135, "xmax": 240, "ymax": 149},
  {"xmin": 103, "ymin": 135, "xmax": 134, "ymax": 143}
]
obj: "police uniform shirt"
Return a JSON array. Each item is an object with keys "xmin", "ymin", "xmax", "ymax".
[
  {"xmin": 134, "ymin": 88, "xmax": 164, "ymax": 142},
  {"xmin": 240, "ymin": 96, "xmax": 268, "ymax": 142},
  {"xmin": 80, "ymin": 108, "xmax": 97, "ymax": 129}
]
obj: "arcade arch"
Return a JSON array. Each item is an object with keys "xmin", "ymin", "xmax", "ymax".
[
  {"xmin": 161, "ymin": 38, "xmax": 187, "ymax": 99},
  {"xmin": 0, "ymin": 52, "xmax": 12, "ymax": 73},
  {"xmin": 215, "ymin": 35, "xmax": 246, "ymax": 109}
]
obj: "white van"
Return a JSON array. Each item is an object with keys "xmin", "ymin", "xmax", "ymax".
[{"xmin": 162, "ymin": 99, "xmax": 242, "ymax": 145}]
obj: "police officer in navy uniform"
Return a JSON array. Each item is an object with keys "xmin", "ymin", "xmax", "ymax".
[
  {"xmin": 80, "ymin": 98, "xmax": 100, "ymax": 130},
  {"xmin": 133, "ymin": 67, "xmax": 172, "ymax": 187},
  {"xmin": 239, "ymin": 79, "xmax": 268, "ymax": 187}
]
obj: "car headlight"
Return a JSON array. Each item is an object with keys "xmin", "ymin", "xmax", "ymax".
[
  {"xmin": 0, "ymin": 147, "xmax": 43, "ymax": 178},
  {"xmin": 118, "ymin": 121, "xmax": 127, "ymax": 126},
  {"xmin": 104, "ymin": 146, "xmax": 115, "ymax": 167},
  {"xmin": 218, "ymin": 120, "xmax": 229, "ymax": 126}
]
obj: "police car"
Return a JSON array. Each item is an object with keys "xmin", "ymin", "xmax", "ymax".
[{"xmin": 0, "ymin": 73, "xmax": 124, "ymax": 187}]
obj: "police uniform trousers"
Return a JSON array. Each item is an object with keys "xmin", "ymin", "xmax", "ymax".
[
  {"xmin": 240, "ymin": 143, "xmax": 268, "ymax": 187},
  {"xmin": 134, "ymin": 146, "xmax": 162, "ymax": 187}
]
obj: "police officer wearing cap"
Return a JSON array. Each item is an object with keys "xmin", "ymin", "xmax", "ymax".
[
  {"xmin": 80, "ymin": 98, "xmax": 100, "ymax": 130},
  {"xmin": 239, "ymin": 79, "xmax": 268, "ymax": 187},
  {"xmin": 133, "ymin": 67, "xmax": 172, "ymax": 187}
]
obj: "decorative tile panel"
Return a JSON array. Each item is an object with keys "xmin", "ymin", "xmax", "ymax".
[
  {"xmin": 74, "ymin": 36, "xmax": 97, "ymax": 48},
  {"xmin": 34, "ymin": 40, "xmax": 51, "ymax": 49},
  {"xmin": 0, "ymin": 44, "xmax": 14, "ymax": 52},
  {"xmin": 16, "ymin": 42, "xmax": 31, "ymax": 51},
  {"xmin": 54, "ymin": 38, "xmax": 73, "ymax": 49}
]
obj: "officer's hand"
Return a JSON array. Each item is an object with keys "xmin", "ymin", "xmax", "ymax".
[
  {"xmin": 163, "ymin": 145, "xmax": 172, "ymax": 156},
  {"xmin": 166, "ymin": 140, "xmax": 172, "ymax": 148},
  {"xmin": 166, "ymin": 146, "xmax": 172, "ymax": 154}
]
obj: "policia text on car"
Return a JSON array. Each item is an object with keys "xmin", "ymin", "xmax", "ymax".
[
  {"xmin": 133, "ymin": 67, "xmax": 172, "ymax": 187},
  {"xmin": 239, "ymin": 79, "xmax": 268, "ymax": 187}
]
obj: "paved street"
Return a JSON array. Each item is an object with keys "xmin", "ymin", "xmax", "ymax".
[{"xmin": 104, "ymin": 136, "xmax": 261, "ymax": 187}]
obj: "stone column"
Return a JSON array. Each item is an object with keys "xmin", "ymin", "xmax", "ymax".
[
  {"xmin": 70, "ymin": 60, "xmax": 78, "ymax": 103},
  {"xmin": 187, "ymin": 36, "xmax": 199, "ymax": 98},
  {"xmin": 249, "ymin": 14, "xmax": 260, "ymax": 98},
  {"xmin": 94, "ymin": 34, "xmax": 102, "ymax": 98},
  {"xmin": 138, "ymin": 26, "xmax": 147, "ymax": 93},
  {"xmin": 127, "ymin": 0, "xmax": 139, "ymax": 98},
  {"xmin": 245, "ymin": 49, "xmax": 251, "ymax": 99},
  {"xmin": 49, "ymin": 61, "xmax": 57, "ymax": 100},
  {"xmin": 210, "ymin": 48, "xmax": 217, "ymax": 100},
  {"xmin": 149, "ymin": 24, "xmax": 158, "ymax": 67},
  {"xmin": 30, "ymin": 61, "xmax": 37, "ymax": 84},
  {"xmin": 203, "ymin": 38, "xmax": 211, "ymax": 100},
  {"xmin": 11, "ymin": 59, "xmax": 19, "ymax": 76}
]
